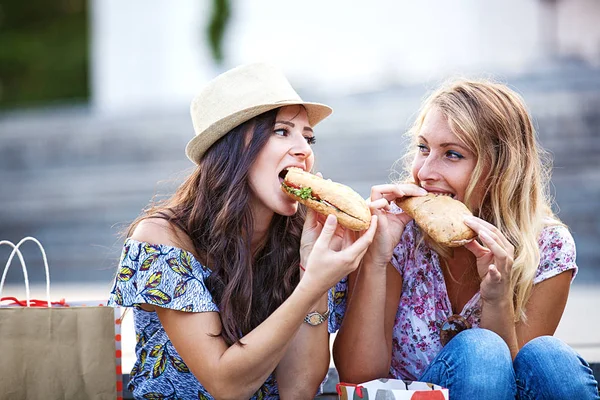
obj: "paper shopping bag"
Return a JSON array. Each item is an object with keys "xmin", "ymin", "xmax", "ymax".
[
  {"xmin": 0, "ymin": 306, "xmax": 118, "ymax": 400},
  {"xmin": 0, "ymin": 237, "xmax": 120, "ymax": 400},
  {"xmin": 337, "ymin": 378, "xmax": 449, "ymax": 400}
]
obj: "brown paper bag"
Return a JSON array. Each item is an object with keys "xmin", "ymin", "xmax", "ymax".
[
  {"xmin": 0, "ymin": 238, "xmax": 118, "ymax": 400},
  {"xmin": 0, "ymin": 306, "xmax": 117, "ymax": 399}
]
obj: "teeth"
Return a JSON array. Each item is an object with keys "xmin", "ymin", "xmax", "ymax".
[{"xmin": 433, "ymin": 192, "xmax": 455, "ymax": 199}]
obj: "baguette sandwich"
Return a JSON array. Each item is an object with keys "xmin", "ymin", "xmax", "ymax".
[
  {"xmin": 395, "ymin": 193, "xmax": 476, "ymax": 247},
  {"xmin": 281, "ymin": 168, "xmax": 371, "ymax": 231}
]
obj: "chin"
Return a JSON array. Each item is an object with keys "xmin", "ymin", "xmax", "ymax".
[
  {"xmin": 274, "ymin": 198, "xmax": 299, "ymax": 217},
  {"xmin": 279, "ymin": 204, "xmax": 298, "ymax": 217}
]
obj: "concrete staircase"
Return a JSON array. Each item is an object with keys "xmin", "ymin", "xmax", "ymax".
[{"xmin": 1, "ymin": 65, "xmax": 599, "ymax": 286}]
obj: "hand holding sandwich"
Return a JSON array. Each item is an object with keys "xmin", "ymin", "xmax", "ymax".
[
  {"xmin": 286, "ymin": 169, "xmax": 377, "ymax": 279},
  {"xmin": 298, "ymin": 212, "xmax": 378, "ymax": 297},
  {"xmin": 463, "ymin": 215, "xmax": 519, "ymax": 359},
  {"xmin": 281, "ymin": 167, "xmax": 378, "ymax": 291},
  {"xmin": 299, "ymin": 173, "xmax": 349, "ymax": 264},
  {"xmin": 366, "ymin": 183, "xmax": 428, "ymax": 268},
  {"xmin": 463, "ymin": 216, "xmax": 515, "ymax": 306}
]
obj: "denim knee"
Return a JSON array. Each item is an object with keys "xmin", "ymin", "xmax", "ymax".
[
  {"xmin": 449, "ymin": 328, "xmax": 513, "ymax": 374},
  {"xmin": 421, "ymin": 329, "xmax": 515, "ymax": 399},
  {"xmin": 515, "ymin": 336, "xmax": 599, "ymax": 399}
]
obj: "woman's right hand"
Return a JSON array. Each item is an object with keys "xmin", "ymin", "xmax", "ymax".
[
  {"xmin": 365, "ymin": 183, "xmax": 427, "ymax": 267},
  {"xmin": 298, "ymin": 214, "xmax": 377, "ymax": 296}
]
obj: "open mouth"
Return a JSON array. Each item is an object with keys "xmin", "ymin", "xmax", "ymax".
[
  {"xmin": 278, "ymin": 169, "xmax": 288, "ymax": 184},
  {"xmin": 279, "ymin": 167, "xmax": 305, "ymax": 184}
]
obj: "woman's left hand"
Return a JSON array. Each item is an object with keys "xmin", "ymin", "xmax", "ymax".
[
  {"xmin": 300, "ymin": 208, "xmax": 333, "ymax": 263},
  {"xmin": 463, "ymin": 216, "xmax": 515, "ymax": 305},
  {"xmin": 365, "ymin": 183, "xmax": 427, "ymax": 267}
]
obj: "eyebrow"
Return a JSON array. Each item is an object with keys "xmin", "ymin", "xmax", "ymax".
[
  {"xmin": 276, "ymin": 120, "xmax": 314, "ymax": 133},
  {"xmin": 418, "ymin": 135, "xmax": 469, "ymax": 152}
]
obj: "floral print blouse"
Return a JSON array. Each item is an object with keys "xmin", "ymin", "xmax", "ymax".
[
  {"xmin": 108, "ymin": 239, "xmax": 280, "ymax": 399},
  {"xmin": 329, "ymin": 221, "xmax": 578, "ymax": 381}
]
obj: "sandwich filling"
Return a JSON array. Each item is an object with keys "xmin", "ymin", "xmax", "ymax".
[
  {"xmin": 281, "ymin": 182, "xmax": 365, "ymax": 222},
  {"xmin": 282, "ymin": 184, "xmax": 314, "ymax": 201}
]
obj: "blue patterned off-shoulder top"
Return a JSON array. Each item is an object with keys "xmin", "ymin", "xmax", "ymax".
[{"xmin": 108, "ymin": 239, "xmax": 279, "ymax": 399}]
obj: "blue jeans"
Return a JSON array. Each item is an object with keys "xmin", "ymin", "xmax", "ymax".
[{"xmin": 419, "ymin": 329, "xmax": 599, "ymax": 399}]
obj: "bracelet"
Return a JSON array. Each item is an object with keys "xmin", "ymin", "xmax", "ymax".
[
  {"xmin": 299, "ymin": 263, "xmax": 306, "ymax": 271},
  {"xmin": 304, "ymin": 308, "xmax": 330, "ymax": 326}
]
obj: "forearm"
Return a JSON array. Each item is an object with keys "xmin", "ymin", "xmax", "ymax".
[
  {"xmin": 211, "ymin": 284, "xmax": 325, "ymax": 398},
  {"xmin": 334, "ymin": 259, "xmax": 390, "ymax": 382},
  {"xmin": 276, "ymin": 293, "xmax": 330, "ymax": 399},
  {"xmin": 209, "ymin": 209, "xmax": 377, "ymax": 397},
  {"xmin": 480, "ymin": 300, "xmax": 519, "ymax": 359}
]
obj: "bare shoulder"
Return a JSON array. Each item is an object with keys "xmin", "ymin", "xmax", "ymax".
[{"xmin": 130, "ymin": 217, "xmax": 196, "ymax": 255}]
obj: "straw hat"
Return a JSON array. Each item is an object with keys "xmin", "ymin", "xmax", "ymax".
[{"xmin": 186, "ymin": 63, "xmax": 333, "ymax": 164}]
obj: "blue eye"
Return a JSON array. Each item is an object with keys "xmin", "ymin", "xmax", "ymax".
[
  {"xmin": 417, "ymin": 144, "xmax": 429, "ymax": 153},
  {"xmin": 305, "ymin": 136, "xmax": 316, "ymax": 145},
  {"xmin": 446, "ymin": 150, "xmax": 464, "ymax": 160}
]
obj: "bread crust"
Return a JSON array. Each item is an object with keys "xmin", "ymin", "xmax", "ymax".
[
  {"xmin": 395, "ymin": 193, "xmax": 476, "ymax": 247},
  {"xmin": 282, "ymin": 168, "xmax": 371, "ymax": 231}
]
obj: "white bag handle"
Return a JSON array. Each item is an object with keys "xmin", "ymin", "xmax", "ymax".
[{"xmin": 0, "ymin": 237, "xmax": 51, "ymax": 307}]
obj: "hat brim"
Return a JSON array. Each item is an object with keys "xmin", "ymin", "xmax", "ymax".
[{"xmin": 186, "ymin": 100, "xmax": 332, "ymax": 164}]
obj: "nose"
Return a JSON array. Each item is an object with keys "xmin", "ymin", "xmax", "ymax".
[
  {"xmin": 416, "ymin": 155, "xmax": 441, "ymax": 183},
  {"xmin": 290, "ymin": 135, "xmax": 313, "ymax": 159}
]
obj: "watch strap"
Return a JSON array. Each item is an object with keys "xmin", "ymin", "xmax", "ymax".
[{"xmin": 304, "ymin": 308, "xmax": 330, "ymax": 326}]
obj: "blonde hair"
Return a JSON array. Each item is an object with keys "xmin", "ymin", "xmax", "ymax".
[{"xmin": 400, "ymin": 78, "xmax": 561, "ymax": 322}]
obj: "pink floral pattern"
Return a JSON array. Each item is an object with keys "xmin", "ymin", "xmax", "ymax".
[{"xmin": 330, "ymin": 221, "xmax": 577, "ymax": 381}]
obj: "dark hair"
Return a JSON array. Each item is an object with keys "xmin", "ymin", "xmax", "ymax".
[{"xmin": 129, "ymin": 108, "xmax": 304, "ymax": 345}]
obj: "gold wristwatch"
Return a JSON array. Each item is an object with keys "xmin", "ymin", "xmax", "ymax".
[{"xmin": 304, "ymin": 309, "xmax": 330, "ymax": 326}]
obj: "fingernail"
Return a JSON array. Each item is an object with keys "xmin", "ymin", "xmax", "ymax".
[{"xmin": 326, "ymin": 214, "xmax": 337, "ymax": 225}]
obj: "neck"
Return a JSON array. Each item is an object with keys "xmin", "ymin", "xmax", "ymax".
[
  {"xmin": 444, "ymin": 247, "xmax": 478, "ymax": 284},
  {"xmin": 250, "ymin": 210, "xmax": 273, "ymax": 256},
  {"xmin": 449, "ymin": 246, "xmax": 475, "ymax": 263},
  {"xmin": 443, "ymin": 247, "xmax": 480, "ymax": 314}
]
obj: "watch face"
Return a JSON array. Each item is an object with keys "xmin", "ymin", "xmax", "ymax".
[{"xmin": 308, "ymin": 313, "xmax": 323, "ymax": 325}]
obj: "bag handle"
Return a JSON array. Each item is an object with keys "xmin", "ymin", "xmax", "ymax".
[{"xmin": 0, "ymin": 237, "xmax": 51, "ymax": 307}]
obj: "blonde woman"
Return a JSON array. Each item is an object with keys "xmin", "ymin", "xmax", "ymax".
[{"xmin": 332, "ymin": 79, "xmax": 599, "ymax": 399}]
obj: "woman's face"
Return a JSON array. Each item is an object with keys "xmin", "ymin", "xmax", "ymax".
[
  {"xmin": 411, "ymin": 107, "xmax": 478, "ymax": 204},
  {"xmin": 248, "ymin": 105, "xmax": 316, "ymax": 221}
]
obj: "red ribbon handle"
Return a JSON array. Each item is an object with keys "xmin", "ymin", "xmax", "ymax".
[{"xmin": 1, "ymin": 296, "xmax": 68, "ymax": 307}]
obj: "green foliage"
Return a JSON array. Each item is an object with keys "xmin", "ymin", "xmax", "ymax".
[
  {"xmin": 0, "ymin": 0, "xmax": 89, "ymax": 110},
  {"xmin": 207, "ymin": 0, "xmax": 230, "ymax": 64},
  {"xmin": 0, "ymin": 0, "xmax": 230, "ymax": 109}
]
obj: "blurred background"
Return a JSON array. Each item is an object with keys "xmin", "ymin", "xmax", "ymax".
[{"xmin": 1, "ymin": 0, "xmax": 599, "ymax": 374}]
